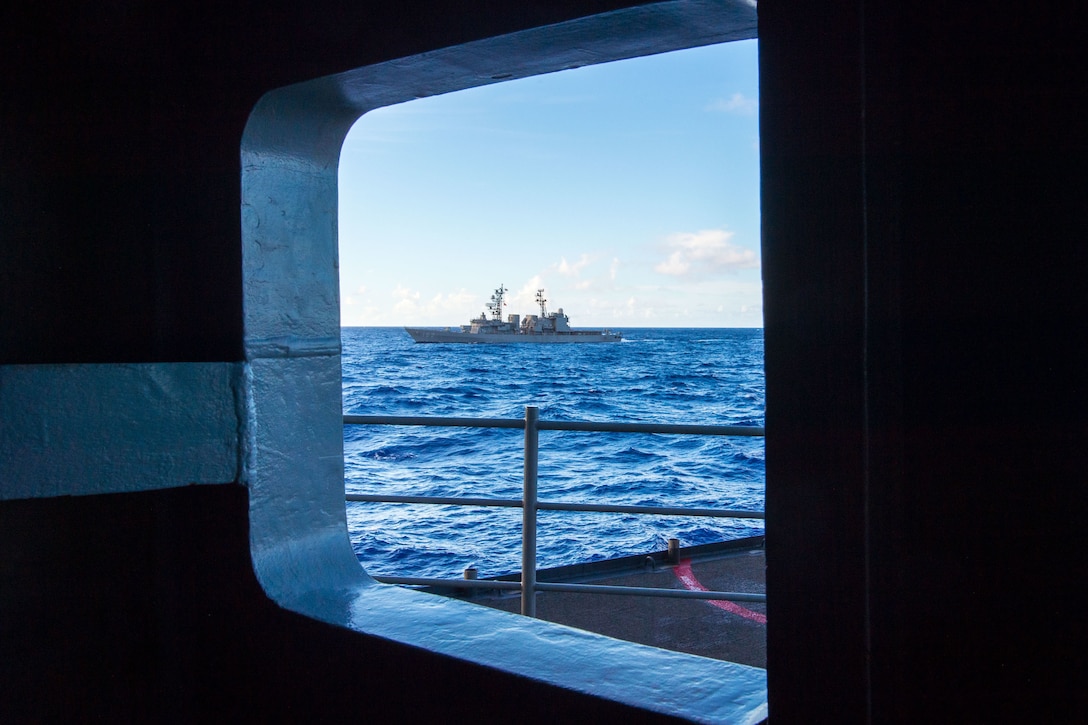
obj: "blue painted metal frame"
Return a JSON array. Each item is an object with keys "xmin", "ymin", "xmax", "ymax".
[{"xmin": 241, "ymin": 3, "xmax": 766, "ymax": 722}]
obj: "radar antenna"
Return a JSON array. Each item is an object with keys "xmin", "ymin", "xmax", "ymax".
[
  {"xmin": 487, "ymin": 284, "xmax": 507, "ymax": 320},
  {"xmin": 536, "ymin": 289, "xmax": 548, "ymax": 317}
]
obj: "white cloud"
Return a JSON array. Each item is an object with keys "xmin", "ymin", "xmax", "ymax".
[
  {"xmin": 707, "ymin": 92, "xmax": 758, "ymax": 115},
  {"xmin": 510, "ymin": 276, "xmax": 546, "ymax": 311},
  {"xmin": 654, "ymin": 229, "xmax": 759, "ymax": 277},
  {"xmin": 343, "ymin": 284, "xmax": 369, "ymax": 307},
  {"xmin": 390, "ymin": 286, "xmax": 477, "ymax": 319},
  {"xmin": 555, "ymin": 254, "xmax": 593, "ymax": 277},
  {"xmin": 392, "ymin": 285, "xmax": 420, "ymax": 301}
]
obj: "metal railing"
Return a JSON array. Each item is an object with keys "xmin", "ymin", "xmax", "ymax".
[{"xmin": 344, "ymin": 406, "xmax": 765, "ymax": 617}]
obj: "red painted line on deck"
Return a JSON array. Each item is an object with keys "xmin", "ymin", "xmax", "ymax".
[{"xmin": 674, "ymin": 559, "xmax": 767, "ymax": 624}]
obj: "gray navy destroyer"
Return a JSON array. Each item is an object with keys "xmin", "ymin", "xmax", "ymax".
[{"xmin": 405, "ymin": 285, "xmax": 621, "ymax": 344}]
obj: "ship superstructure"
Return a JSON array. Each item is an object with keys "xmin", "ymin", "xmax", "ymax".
[{"xmin": 405, "ymin": 285, "xmax": 621, "ymax": 343}]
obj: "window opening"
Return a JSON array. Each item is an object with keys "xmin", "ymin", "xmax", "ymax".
[{"xmin": 338, "ymin": 40, "xmax": 764, "ymax": 664}]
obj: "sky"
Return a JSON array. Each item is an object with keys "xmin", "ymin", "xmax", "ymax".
[{"xmin": 337, "ymin": 39, "xmax": 760, "ymax": 329}]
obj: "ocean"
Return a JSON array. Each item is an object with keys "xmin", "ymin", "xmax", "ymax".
[{"xmin": 342, "ymin": 327, "xmax": 765, "ymax": 580}]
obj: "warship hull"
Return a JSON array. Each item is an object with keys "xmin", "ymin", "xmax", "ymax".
[
  {"xmin": 405, "ymin": 327, "xmax": 621, "ymax": 344},
  {"xmin": 405, "ymin": 285, "xmax": 622, "ymax": 344}
]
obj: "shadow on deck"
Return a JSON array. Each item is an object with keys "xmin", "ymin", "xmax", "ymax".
[{"xmin": 425, "ymin": 537, "xmax": 767, "ymax": 667}]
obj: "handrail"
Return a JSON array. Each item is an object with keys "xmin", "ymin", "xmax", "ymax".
[
  {"xmin": 344, "ymin": 413, "xmax": 765, "ymax": 437},
  {"xmin": 344, "ymin": 493, "xmax": 764, "ymax": 519},
  {"xmin": 344, "ymin": 406, "xmax": 765, "ymax": 616}
]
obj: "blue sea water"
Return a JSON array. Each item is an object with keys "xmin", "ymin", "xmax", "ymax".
[{"xmin": 342, "ymin": 327, "xmax": 765, "ymax": 580}]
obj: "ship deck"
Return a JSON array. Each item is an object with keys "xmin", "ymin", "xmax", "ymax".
[{"xmin": 425, "ymin": 537, "xmax": 767, "ymax": 667}]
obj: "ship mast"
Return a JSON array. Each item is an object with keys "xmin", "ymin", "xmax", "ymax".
[
  {"xmin": 487, "ymin": 284, "xmax": 507, "ymax": 321},
  {"xmin": 536, "ymin": 289, "xmax": 548, "ymax": 317}
]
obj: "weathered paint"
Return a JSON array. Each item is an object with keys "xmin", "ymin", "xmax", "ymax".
[
  {"xmin": 675, "ymin": 559, "xmax": 768, "ymax": 624},
  {"xmin": 0, "ymin": 363, "xmax": 242, "ymax": 500}
]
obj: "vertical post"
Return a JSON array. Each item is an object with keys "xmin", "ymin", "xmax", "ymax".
[{"xmin": 522, "ymin": 405, "xmax": 539, "ymax": 617}]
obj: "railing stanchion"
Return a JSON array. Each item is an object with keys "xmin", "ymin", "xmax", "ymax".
[
  {"xmin": 522, "ymin": 405, "xmax": 539, "ymax": 617},
  {"xmin": 344, "ymin": 410, "xmax": 766, "ymax": 605}
]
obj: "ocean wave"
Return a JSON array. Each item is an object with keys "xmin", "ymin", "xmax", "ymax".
[{"xmin": 342, "ymin": 326, "xmax": 765, "ymax": 579}]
